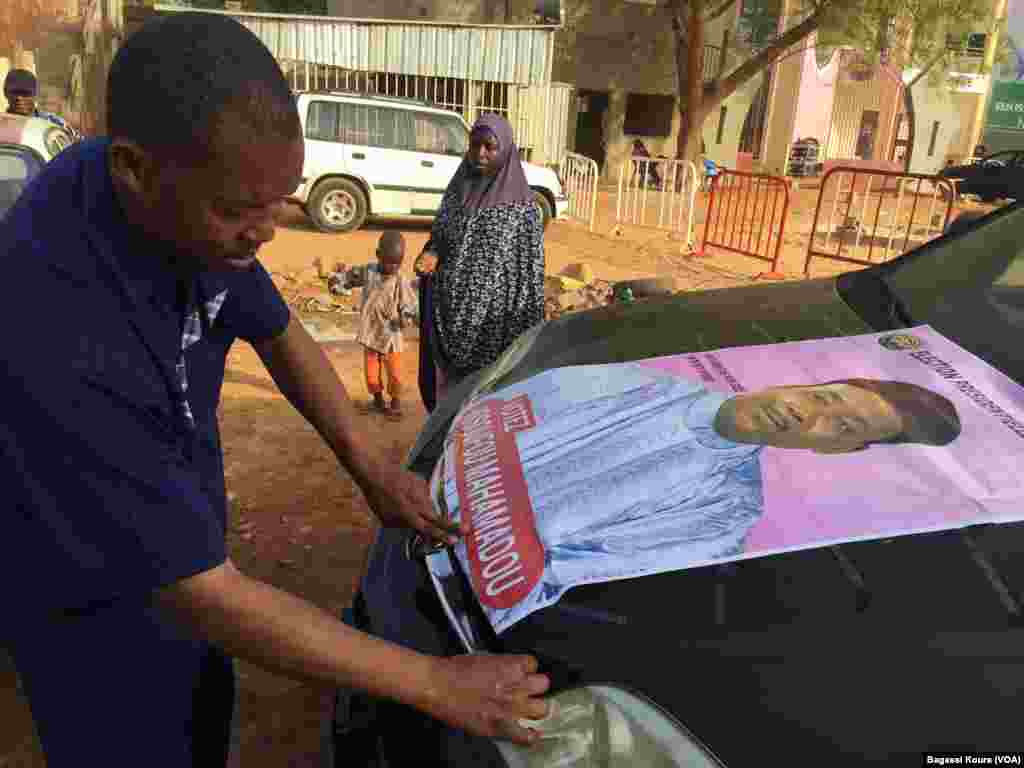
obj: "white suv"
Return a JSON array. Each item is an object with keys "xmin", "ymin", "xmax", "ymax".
[{"xmin": 289, "ymin": 91, "xmax": 568, "ymax": 233}]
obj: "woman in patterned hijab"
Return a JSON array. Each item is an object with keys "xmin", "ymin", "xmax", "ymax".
[{"xmin": 415, "ymin": 113, "xmax": 545, "ymax": 411}]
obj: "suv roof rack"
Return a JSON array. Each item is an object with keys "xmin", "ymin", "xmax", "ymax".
[{"xmin": 297, "ymin": 90, "xmax": 442, "ymax": 110}]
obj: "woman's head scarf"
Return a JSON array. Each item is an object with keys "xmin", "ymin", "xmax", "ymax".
[{"xmin": 457, "ymin": 113, "xmax": 533, "ymax": 212}]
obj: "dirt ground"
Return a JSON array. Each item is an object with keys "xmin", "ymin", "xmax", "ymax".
[{"xmin": 0, "ymin": 186, "xmax": 995, "ymax": 766}]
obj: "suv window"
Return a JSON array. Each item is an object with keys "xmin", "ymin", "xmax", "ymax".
[
  {"xmin": 412, "ymin": 112, "xmax": 468, "ymax": 157},
  {"xmin": 306, "ymin": 100, "xmax": 415, "ymax": 150}
]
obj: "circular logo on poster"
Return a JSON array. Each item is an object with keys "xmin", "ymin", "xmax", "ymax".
[{"xmin": 878, "ymin": 333, "xmax": 924, "ymax": 351}]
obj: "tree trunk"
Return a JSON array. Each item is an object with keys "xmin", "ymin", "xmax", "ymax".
[
  {"xmin": 675, "ymin": 0, "xmax": 706, "ymax": 163},
  {"xmin": 670, "ymin": 0, "xmax": 824, "ymax": 167}
]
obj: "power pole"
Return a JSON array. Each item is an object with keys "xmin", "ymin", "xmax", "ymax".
[{"xmin": 965, "ymin": 0, "xmax": 1008, "ymax": 158}]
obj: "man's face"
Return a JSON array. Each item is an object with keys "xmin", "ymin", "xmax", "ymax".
[
  {"xmin": 377, "ymin": 244, "xmax": 405, "ymax": 275},
  {"xmin": 6, "ymin": 90, "xmax": 35, "ymax": 116},
  {"xmin": 714, "ymin": 383, "xmax": 904, "ymax": 454},
  {"xmin": 111, "ymin": 124, "xmax": 304, "ymax": 273}
]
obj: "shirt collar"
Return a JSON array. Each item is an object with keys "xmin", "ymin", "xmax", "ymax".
[{"xmin": 686, "ymin": 390, "xmax": 759, "ymax": 452}]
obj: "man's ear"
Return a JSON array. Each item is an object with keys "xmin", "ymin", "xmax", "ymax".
[{"xmin": 108, "ymin": 139, "xmax": 158, "ymax": 201}]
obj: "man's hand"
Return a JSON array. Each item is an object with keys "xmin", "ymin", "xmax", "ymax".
[
  {"xmin": 420, "ymin": 654, "xmax": 551, "ymax": 745},
  {"xmin": 157, "ymin": 563, "xmax": 549, "ymax": 746},
  {"xmin": 361, "ymin": 463, "xmax": 467, "ymax": 546}
]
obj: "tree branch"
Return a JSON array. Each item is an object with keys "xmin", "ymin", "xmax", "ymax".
[
  {"xmin": 703, "ymin": 0, "xmax": 736, "ymax": 23},
  {"xmin": 710, "ymin": 8, "xmax": 826, "ymax": 104},
  {"xmin": 904, "ymin": 49, "xmax": 947, "ymax": 89},
  {"xmin": 754, "ymin": 43, "xmax": 815, "ymax": 68}
]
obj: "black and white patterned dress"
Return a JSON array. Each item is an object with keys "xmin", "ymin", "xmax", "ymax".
[{"xmin": 428, "ymin": 184, "xmax": 545, "ymax": 379}]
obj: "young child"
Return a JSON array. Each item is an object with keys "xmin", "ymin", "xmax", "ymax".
[{"xmin": 345, "ymin": 231, "xmax": 418, "ymax": 419}]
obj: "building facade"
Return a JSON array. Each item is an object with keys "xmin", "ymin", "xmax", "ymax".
[
  {"xmin": 167, "ymin": 3, "xmax": 573, "ymax": 166},
  {"xmin": 981, "ymin": 0, "xmax": 1024, "ymax": 154}
]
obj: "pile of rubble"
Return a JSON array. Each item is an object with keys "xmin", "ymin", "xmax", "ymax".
[
  {"xmin": 271, "ymin": 258, "xmax": 613, "ymax": 322},
  {"xmin": 544, "ymin": 262, "xmax": 613, "ymax": 319},
  {"xmin": 270, "ymin": 258, "xmax": 361, "ymax": 316}
]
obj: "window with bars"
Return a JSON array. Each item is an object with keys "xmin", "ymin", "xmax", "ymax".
[
  {"xmin": 291, "ymin": 64, "xmax": 470, "ymax": 117},
  {"xmin": 288, "ymin": 62, "xmax": 524, "ymax": 134}
]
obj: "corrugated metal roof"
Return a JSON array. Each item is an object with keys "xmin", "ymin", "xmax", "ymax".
[{"xmin": 154, "ymin": 6, "xmax": 554, "ymax": 85}]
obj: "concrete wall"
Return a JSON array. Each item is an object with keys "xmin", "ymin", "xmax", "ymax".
[
  {"xmin": 701, "ymin": 79, "xmax": 759, "ymax": 170},
  {"xmin": 598, "ymin": 90, "xmax": 683, "ymax": 182},
  {"xmin": 826, "ymin": 58, "xmax": 904, "ymax": 163},
  {"xmin": 556, "ymin": 0, "xmax": 748, "ymax": 178},
  {"xmin": 791, "ymin": 45, "xmax": 838, "ymax": 146},
  {"xmin": 905, "ymin": 82, "xmax": 965, "ymax": 174},
  {"xmin": 944, "ymin": 91, "xmax": 984, "ymax": 162},
  {"xmin": 554, "ymin": 0, "xmax": 680, "ymax": 96}
]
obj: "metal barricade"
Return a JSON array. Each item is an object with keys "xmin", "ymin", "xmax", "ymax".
[
  {"xmin": 804, "ymin": 167, "xmax": 955, "ymax": 276},
  {"xmin": 615, "ymin": 156, "xmax": 700, "ymax": 247},
  {"xmin": 701, "ymin": 170, "xmax": 790, "ymax": 274},
  {"xmin": 558, "ymin": 152, "xmax": 600, "ymax": 232}
]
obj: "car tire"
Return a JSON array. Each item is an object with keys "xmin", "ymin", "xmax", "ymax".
[
  {"xmin": 309, "ymin": 178, "xmax": 368, "ymax": 234},
  {"xmin": 533, "ymin": 189, "xmax": 554, "ymax": 230},
  {"xmin": 613, "ymin": 277, "xmax": 678, "ymax": 299}
]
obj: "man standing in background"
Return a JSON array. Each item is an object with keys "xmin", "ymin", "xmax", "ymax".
[{"xmin": 4, "ymin": 68, "xmax": 82, "ymax": 140}]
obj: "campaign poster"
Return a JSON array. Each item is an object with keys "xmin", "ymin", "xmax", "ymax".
[{"xmin": 428, "ymin": 327, "xmax": 1024, "ymax": 633}]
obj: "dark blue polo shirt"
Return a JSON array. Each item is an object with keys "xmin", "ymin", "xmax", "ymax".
[{"xmin": 0, "ymin": 139, "xmax": 290, "ymax": 765}]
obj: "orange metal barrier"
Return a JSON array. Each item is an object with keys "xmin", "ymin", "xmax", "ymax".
[
  {"xmin": 804, "ymin": 167, "xmax": 955, "ymax": 276},
  {"xmin": 701, "ymin": 170, "xmax": 790, "ymax": 276}
]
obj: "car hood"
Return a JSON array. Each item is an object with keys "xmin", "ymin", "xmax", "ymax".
[{"xmin": 406, "ymin": 276, "xmax": 872, "ymax": 477}]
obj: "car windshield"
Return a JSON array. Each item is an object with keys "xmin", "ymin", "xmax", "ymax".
[
  {"xmin": 0, "ymin": 145, "xmax": 43, "ymax": 219},
  {"xmin": 842, "ymin": 204, "xmax": 1024, "ymax": 385}
]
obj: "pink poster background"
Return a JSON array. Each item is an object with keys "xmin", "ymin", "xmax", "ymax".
[{"xmin": 637, "ymin": 326, "xmax": 1024, "ymax": 557}]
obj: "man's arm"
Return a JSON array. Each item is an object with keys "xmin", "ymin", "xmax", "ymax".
[
  {"xmin": 253, "ymin": 312, "xmax": 464, "ymax": 542},
  {"xmin": 156, "ymin": 560, "xmax": 549, "ymax": 743}
]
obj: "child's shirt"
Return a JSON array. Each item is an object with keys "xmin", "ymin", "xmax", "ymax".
[{"xmin": 348, "ymin": 264, "xmax": 419, "ymax": 354}]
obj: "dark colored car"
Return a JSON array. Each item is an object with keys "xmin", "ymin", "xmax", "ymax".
[
  {"xmin": 325, "ymin": 203, "xmax": 1024, "ymax": 767},
  {"xmin": 940, "ymin": 150, "xmax": 1024, "ymax": 202}
]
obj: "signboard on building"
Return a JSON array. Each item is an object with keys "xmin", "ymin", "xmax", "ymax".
[{"xmin": 987, "ymin": 81, "xmax": 1024, "ymax": 131}]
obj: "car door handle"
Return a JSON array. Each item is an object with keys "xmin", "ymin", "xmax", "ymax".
[
  {"xmin": 352, "ymin": 152, "xmax": 365, "ymax": 160},
  {"xmin": 421, "ymin": 160, "xmax": 434, "ymax": 168}
]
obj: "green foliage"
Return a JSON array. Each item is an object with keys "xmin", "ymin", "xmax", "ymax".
[
  {"xmin": 810, "ymin": 0, "xmax": 997, "ymax": 75},
  {"xmin": 736, "ymin": 0, "xmax": 783, "ymax": 50}
]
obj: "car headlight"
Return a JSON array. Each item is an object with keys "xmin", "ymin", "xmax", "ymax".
[
  {"xmin": 44, "ymin": 127, "xmax": 72, "ymax": 158},
  {"xmin": 496, "ymin": 685, "xmax": 725, "ymax": 767}
]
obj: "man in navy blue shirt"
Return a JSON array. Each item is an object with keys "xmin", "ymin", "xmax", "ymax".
[{"xmin": 0, "ymin": 13, "xmax": 548, "ymax": 766}]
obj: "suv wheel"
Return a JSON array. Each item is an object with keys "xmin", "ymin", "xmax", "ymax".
[
  {"xmin": 533, "ymin": 189, "xmax": 553, "ymax": 230},
  {"xmin": 310, "ymin": 178, "xmax": 368, "ymax": 233}
]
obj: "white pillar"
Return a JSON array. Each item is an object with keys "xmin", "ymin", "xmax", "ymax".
[
  {"xmin": 0, "ymin": 57, "xmax": 9, "ymax": 112},
  {"xmin": 17, "ymin": 50, "xmax": 37, "ymax": 75}
]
